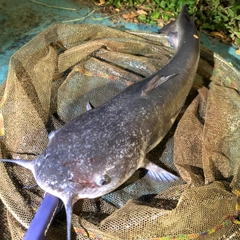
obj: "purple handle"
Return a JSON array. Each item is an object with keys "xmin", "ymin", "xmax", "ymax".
[{"xmin": 24, "ymin": 193, "xmax": 61, "ymax": 240}]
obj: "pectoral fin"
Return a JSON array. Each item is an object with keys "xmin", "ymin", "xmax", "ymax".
[
  {"xmin": 143, "ymin": 159, "xmax": 178, "ymax": 182},
  {"xmin": 86, "ymin": 101, "xmax": 94, "ymax": 111}
]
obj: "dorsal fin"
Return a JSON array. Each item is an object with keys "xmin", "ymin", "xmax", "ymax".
[{"xmin": 141, "ymin": 73, "xmax": 177, "ymax": 96}]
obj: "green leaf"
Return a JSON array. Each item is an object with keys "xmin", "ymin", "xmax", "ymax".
[
  {"xmin": 113, "ymin": 0, "xmax": 122, "ymax": 8},
  {"xmin": 163, "ymin": 15, "xmax": 169, "ymax": 21},
  {"xmin": 201, "ymin": 22, "xmax": 215, "ymax": 31},
  {"xmin": 149, "ymin": 20, "xmax": 157, "ymax": 25},
  {"xmin": 169, "ymin": 2, "xmax": 175, "ymax": 7},
  {"xmin": 213, "ymin": 0, "xmax": 220, "ymax": 8},
  {"xmin": 235, "ymin": 31, "xmax": 240, "ymax": 38},
  {"xmin": 235, "ymin": 38, "xmax": 240, "ymax": 45},
  {"xmin": 227, "ymin": 8, "xmax": 235, "ymax": 18},
  {"xmin": 217, "ymin": 5, "xmax": 224, "ymax": 12},
  {"xmin": 160, "ymin": 1, "xmax": 166, "ymax": 9},
  {"xmin": 144, "ymin": 5, "xmax": 152, "ymax": 9},
  {"xmin": 234, "ymin": 15, "xmax": 240, "ymax": 20},
  {"xmin": 217, "ymin": 12, "xmax": 229, "ymax": 22},
  {"xmin": 168, "ymin": 2, "xmax": 176, "ymax": 11},
  {"xmin": 214, "ymin": 16, "xmax": 222, "ymax": 24},
  {"xmin": 138, "ymin": 15, "xmax": 147, "ymax": 22},
  {"xmin": 151, "ymin": 10, "xmax": 161, "ymax": 19}
]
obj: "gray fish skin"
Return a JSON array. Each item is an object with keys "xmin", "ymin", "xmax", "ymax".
[{"xmin": 0, "ymin": 5, "xmax": 199, "ymax": 240}]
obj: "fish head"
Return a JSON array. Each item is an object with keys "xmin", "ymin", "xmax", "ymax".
[
  {"xmin": 32, "ymin": 135, "xmax": 131, "ymax": 201},
  {"xmin": 33, "ymin": 153, "xmax": 124, "ymax": 200},
  {"xmin": 0, "ymin": 134, "xmax": 131, "ymax": 240},
  {"xmin": 32, "ymin": 144, "xmax": 131, "ymax": 239}
]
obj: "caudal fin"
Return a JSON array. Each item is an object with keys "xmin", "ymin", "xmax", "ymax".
[{"xmin": 158, "ymin": 5, "xmax": 193, "ymax": 49}]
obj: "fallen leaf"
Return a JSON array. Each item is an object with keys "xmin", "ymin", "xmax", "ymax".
[
  {"xmin": 157, "ymin": 19, "xmax": 164, "ymax": 28},
  {"xmin": 122, "ymin": 11, "xmax": 138, "ymax": 19},
  {"xmin": 94, "ymin": 0, "xmax": 105, "ymax": 6},
  {"xmin": 136, "ymin": 9, "xmax": 147, "ymax": 15},
  {"xmin": 236, "ymin": 48, "xmax": 240, "ymax": 55},
  {"xmin": 210, "ymin": 31, "xmax": 226, "ymax": 39},
  {"xmin": 137, "ymin": 5, "xmax": 152, "ymax": 11}
]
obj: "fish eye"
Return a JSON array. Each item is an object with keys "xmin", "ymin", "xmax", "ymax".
[{"xmin": 95, "ymin": 174, "xmax": 110, "ymax": 186}]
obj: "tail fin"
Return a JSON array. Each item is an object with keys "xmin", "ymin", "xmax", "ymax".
[{"xmin": 158, "ymin": 5, "xmax": 191, "ymax": 49}]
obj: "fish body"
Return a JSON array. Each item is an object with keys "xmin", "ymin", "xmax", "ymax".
[{"xmin": 0, "ymin": 5, "xmax": 199, "ymax": 240}]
